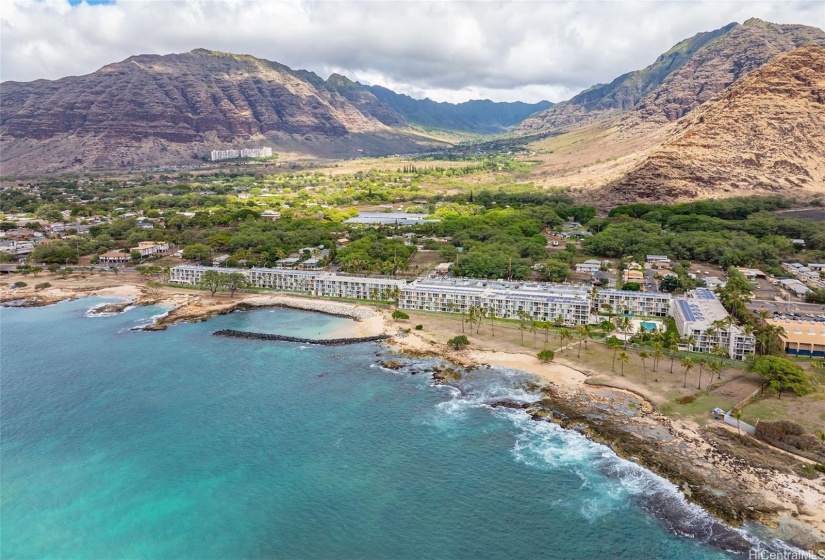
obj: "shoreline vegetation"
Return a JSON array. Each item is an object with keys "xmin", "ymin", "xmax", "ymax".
[{"xmin": 2, "ymin": 277, "xmax": 824, "ymax": 553}]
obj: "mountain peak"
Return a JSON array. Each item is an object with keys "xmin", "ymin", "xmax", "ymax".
[
  {"xmin": 516, "ymin": 19, "xmax": 825, "ymax": 134},
  {"xmin": 742, "ymin": 17, "xmax": 768, "ymax": 27},
  {"xmin": 599, "ymin": 44, "xmax": 825, "ymax": 203}
]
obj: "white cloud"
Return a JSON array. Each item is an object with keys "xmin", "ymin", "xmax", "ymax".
[{"xmin": 1, "ymin": 0, "xmax": 822, "ymax": 102}]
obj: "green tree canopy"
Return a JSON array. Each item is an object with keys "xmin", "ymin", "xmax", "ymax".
[
  {"xmin": 31, "ymin": 242, "xmax": 79, "ymax": 264},
  {"xmin": 182, "ymin": 243, "xmax": 213, "ymax": 262},
  {"xmin": 750, "ymin": 356, "xmax": 812, "ymax": 399},
  {"xmin": 198, "ymin": 270, "xmax": 225, "ymax": 296},
  {"xmin": 447, "ymin": 335, "xmax": 470, "ymax": 350}
]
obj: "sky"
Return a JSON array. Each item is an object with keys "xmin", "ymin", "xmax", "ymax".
[{"xmin": 2, "ymin": 0, "xmax": 823, "ymax": 103}]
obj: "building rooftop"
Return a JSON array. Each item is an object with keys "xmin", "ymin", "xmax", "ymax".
[
  {"xmin": 344, "ymin": 213, "xmax": 439, "ymax": 225},
  {"xmin": 409, "ymin": 277, "xmax": 591, "ymax": 299},
  {"xmin": 766, "ymin": 319, "xmax": 825, "ymax": 346},
  {"xmin": 673, "ymin": 288, "xmax": 731, "ymax": 332}
]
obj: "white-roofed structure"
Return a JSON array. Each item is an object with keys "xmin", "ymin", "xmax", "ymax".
[
  {"xmin": 399, "ymin": 277, "xmax": 591, "ymax": 325},
  {"xmin": 671, "ymin": 288, "xmax": 755, "ymax": 360}
]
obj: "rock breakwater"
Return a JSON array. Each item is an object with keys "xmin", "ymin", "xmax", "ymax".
[{"xmin": 213, "ymin": 329, "xmax": 390, "ymax": 346}]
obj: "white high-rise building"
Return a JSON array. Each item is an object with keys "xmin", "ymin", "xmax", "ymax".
[{"xmin": 210, "ymin": 147, "xmax": 272, "ymax": 161}]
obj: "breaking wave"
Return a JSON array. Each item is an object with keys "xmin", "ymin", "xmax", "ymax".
[{"xmin": 400, "ymin": 359, "xmax": 812, "ymax": 558}]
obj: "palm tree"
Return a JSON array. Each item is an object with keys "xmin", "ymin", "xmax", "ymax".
[
  {"xmin": 711, "ymin": 345, "xmax": 729, "ymax": 361},
  {"xmin": 709, "ymin": 360, "xmax": 722, "ymax": 383},
  {"xmin": 732, "ymin": 409, "xmax": 743, "ymax": 435},
  {"xmin": 530, "ymin": 317, "xmax": 539, "ymax": 347},
  {"xmin": 607, "ymin": 337, "xmax": 621, "ymax": 372},
  {"xmin": 668, "ymin": 338, "xmax": 679, "ymax": 374},
  {"xmin": 768, "ymin": 324, "xmax": 786, "ymax": 355},
  {"xmin": 652, "ymin": 343, "xmax": 664, "ymax": 380},
  {"xmin": 488, "ymin": 306, "xmax": 496, "ymax": 336},
  {"xmin": 517, "ymin": 310, "xmax": 528, "ymax": 346},
  {"xmin": 618, "ymin": 317, "xmax": 632, "ymax": 347},
  {"xmin": 639, "ymin": 350, "xmax": 650, "ymax": 384},
  {"xmin": 542, "ymin": 320, "xmax": 551, "ymax": 348},
  {"xmin": 696, "ymin": 358, "xmax": 707, "ymax": 389},
  {"xmin": 468, "ymin": 306, "xmax": 480, "ymax": 334},
  {"xmin": 555, "ymin": 314, "xmax": 564, "ymax": 328},
  {"xmin": 681, "ymin": 357, "xmax": 694, "ymax": 389},
  {"xmin": 476, "ymin": 306, "xmax": 487, "ymax": 334},
  {"xmin": 576, "ymin": 325, "xmax": 590, "ymax": 358},
  {"xmin": 559, "ymin": 328, "xmax": 573, "ymax": 352},
  {"xmin": 618, "ymin": 351, "xmax": 630, "ymax": 376}
]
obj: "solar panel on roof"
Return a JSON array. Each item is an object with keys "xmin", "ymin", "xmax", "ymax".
[{"xmin": 678, "ymin": 300, "xmax": 696, "ymax": 322}]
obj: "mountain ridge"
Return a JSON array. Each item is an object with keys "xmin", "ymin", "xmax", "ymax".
[
  {"xmin": 361, "ymin": 85, "xmax": 552, "ymax": 134},
  {"xmin": 591, "ymin": 44, "xmax": 825, "ymax": 204},
  {"xmin": 0, "ymin": 49, "xmax": 446, "ymax": 174},
  {"xmin": 516, "ymin": 19, "xmax": 825, "ymax": 135}
]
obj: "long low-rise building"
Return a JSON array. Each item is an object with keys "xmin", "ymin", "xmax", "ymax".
[
  {"xmin": 169, "ymin": 266, "xmax": 593, "ymax": 323},
  {"xmin": 169, "ymin": 265, "xmax": 405, "ymax": 301},
  {"xmin": 398, "ymin": 278, "xmax": 592, "ymax": 325},
  {"xmin": 766, "ymin": 318, "xmax": 825, "ymax": 357},
  {"xmin": 671, "ymin": 288, "xmax": 755, "ymax": 360}
]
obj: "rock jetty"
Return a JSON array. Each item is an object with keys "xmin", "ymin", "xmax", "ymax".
[{"xmin": 213, "ymin": 329, "xmax": 389, "ymax": 346}]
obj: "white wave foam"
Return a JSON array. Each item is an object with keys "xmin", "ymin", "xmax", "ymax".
[
  {"xmin": 130, "ymin": 310, "xmax": 170, "ymax": 330},
  {"xmin": 407, "ymin": 359, "xmax": 810, "ymax": 556},
  {"xmin": 84, "ymin": 304, "xmax": 134, "ymax": 318}
]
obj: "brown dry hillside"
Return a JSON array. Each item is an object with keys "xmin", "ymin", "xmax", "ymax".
[
  {"xmin": 593, "ymin": 45, "xmax": 825, "ymax": 204},
  {"xmin": 516, "ymin": 19, "xmax": 825, "ymax": 135},
  {"xmin": 0, "ymin": 50, "xmax": 444, "ymax": 175}
]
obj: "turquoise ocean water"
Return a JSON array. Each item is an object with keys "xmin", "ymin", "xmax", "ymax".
[{"xmin": 0, "ymin": 299, "xmax": 795, "ymax": 559}]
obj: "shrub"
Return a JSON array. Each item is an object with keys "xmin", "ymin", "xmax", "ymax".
[
  {"xmin": 391, "ymin": 310, "xmax": 410, "ymax": 321},
  {"xmin": 415, "ymin": 325, "xmax": 423, "ymax": 330},
  {"xmin": 675, "ymin": 395, "xmax": 696, "ymax": 405},
  {"xmin": 34, "ymin": 282, "xmax": 51, "ymax": 290},
  {"xmin": 447, "ymin": 335, "xmax": 470, "ymax": 350},
  {"xmin": 11, "ymin": 281, "xmax": 27, "ymax": 289},
  {"xmin": 755, "ymin": 420, "xmax": 825, "ymax": 459},
  {"xmin": 755, "ymin": 420, "xmax": 805, "ymax": 443},
  {"xmin": 537, "ymin": 350, "xmax": 555, "ymax": 363}
]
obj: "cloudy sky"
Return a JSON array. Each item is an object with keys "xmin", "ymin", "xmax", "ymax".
[{"xmin": 2, "ymin": 0, "xmax": 822, "ymax": 103}]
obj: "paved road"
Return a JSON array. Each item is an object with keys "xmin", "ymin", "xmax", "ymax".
[
  {"xmin": 644, "ymin": 270, "xmax": 658, "ymax": 292},
  {"xmin": 747, "ymin": 299, "xmax": 825, "ymax": 315}
]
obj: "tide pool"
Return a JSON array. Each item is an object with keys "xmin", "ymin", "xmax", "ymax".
[{"xmin": 0, "ymin": 299, "xmax": 787, "ymax": 559}]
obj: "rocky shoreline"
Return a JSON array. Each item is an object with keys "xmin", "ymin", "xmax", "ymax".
[{"xmin": 385, "ymin": 337, "xmax": 825, "ymax": 554}]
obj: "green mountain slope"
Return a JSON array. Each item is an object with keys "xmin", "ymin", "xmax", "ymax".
[{"xmin": 363, "ymin": 85, "xmax": 552, "ymax": 134}]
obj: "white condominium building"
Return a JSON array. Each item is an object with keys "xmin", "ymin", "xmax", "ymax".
[
  {"xmin": 210, "ymin": 148, "xmax": 273, "ymax": 161},
  {"xmin": 169, "ymin": 266, "xmax": 404, "ymax": 301},
  {"xmin": 210, "ymin": 150, "xmax": 240, "ymax": 161},
  {"xmin": 399, "ymin": 278, "xmax": 592, "ymax": 325},
  {"xmin": 671, "ymin": 288, "xmax": 755, "ymax": 360},
  {"xmin": 595, "ymin": 289, "xmax": 671, "ymax": 317}
]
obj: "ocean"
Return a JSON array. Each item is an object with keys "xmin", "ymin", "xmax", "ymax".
[{"xmin": 0, "ymin": 298, "xmax": 792, "ymax": 559}]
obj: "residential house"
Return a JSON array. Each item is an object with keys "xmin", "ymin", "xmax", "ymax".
[
  {"xmin": 99, "ymin": 252, "xmax": 132, "ymax": 265},
  {"xmin": 575, "ymin": 259, "xmax": 602, "ymax": 274}
]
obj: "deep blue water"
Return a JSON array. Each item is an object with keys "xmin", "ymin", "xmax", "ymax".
[{"xmin": 0, "ymin": 299, "xmax": 788, "ymax": 559}]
